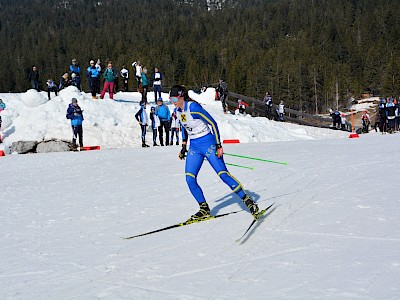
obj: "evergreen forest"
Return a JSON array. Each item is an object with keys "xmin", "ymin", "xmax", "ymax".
[{"xmin": 1, "ymin": 0, "xmax": 400, "ymax": 113}]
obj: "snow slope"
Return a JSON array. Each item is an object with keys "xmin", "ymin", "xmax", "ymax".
[
  {"xmin": 1, "ymin": 133, "xmax": 400, "ymax": 299},
  {"xmin": 0, "ymin": 87, "xmax": 348, "ymax": 153}
]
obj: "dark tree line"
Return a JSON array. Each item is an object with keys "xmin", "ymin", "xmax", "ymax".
[{"xmin": 1, "ymin": 0, "xmax": 400, "ymax": 113}]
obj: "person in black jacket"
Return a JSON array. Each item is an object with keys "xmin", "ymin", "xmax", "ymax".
[{"xmin": 28, "ymin": 66, "xmax": 40, "ymax": 91}]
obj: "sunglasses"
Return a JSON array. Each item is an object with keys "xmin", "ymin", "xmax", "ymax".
[{"xmin": 170, "ymin": 97, "xmax": 179, "ymax": 103}]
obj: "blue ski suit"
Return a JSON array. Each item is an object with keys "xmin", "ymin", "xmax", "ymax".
[{"xmin": 176, "ymin": 101, "xmax": 246, "ymax": 204}]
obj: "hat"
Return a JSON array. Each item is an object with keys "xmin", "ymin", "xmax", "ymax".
[
  {"xmin": 170, "ymin": 85, "xmax": 187, "ymax": 97},
  {"xmin": 151, "ymin": 106, "xmax": 155, "ymax": 110},
  {"xmin": 72, "ymin": 58, "xmax": 77, "ymax": 62},
  {"xmin": 238, "ymin": 99, "xmax": 242, "ymax": 102},
  {"xmin": 157, "ymin": 97, "xmax": 163, "ymax": 102},
  {"xmin": 90, "ymin": 60, "xmax": 95, "ymax": 64},
  {"xmin": 72, "ymin": 98, "xmax": 78, "ymax": 103}
]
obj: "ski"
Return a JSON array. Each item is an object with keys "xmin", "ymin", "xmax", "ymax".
[
  {"xmin": 123, "ymin": 209, "xmax": 243, "ymax": 240},
  {"xmin": 235, "ymin": 203, "xmax": 274, "ymax": 243}
]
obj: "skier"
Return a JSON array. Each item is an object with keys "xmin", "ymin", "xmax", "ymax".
[
  {"xmin": 169, "ymin": 84, "xmax": 259, "ymax": 222},
  {"xmin": 135, "ymin": 101, "xmax": 150, "ymax": 147},
  {"xmin": 149, "ymin": 106, "xmax": 160, "ymax": 146},
  {"xmin": 66, "ymin": 98, "xmax": 84, "ymax": 150}
]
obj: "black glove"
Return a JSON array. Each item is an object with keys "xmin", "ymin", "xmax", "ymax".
[
  {"xmin": 179, "ymin": 144, "xmax": 188, "ymax": 160},
  {"xmin": 216, "ymin": 143, "xmax": 222, "ymax": 150}
]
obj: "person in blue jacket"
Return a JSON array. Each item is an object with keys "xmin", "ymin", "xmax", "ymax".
[
  {"xmin": 169, "ymin": 84, "xmax": 259, "ymax": 222},
  {"xmin": 66, "ymin": 98, "xmax": 84, "ymax": 150},
  {"xmin": 135, "ymin": 101, "xmax": 150, "ymax": 147},
  {"xmin": 87, "ymin": 60, "xmax": 100, "ymax": 99},
  {"xmin": 155, "ymin": 97, "xmax": 171, "ymax": 146},
  {"xmin": 69, "ymin": 58, "xmax": 81, "ymax": 91}
]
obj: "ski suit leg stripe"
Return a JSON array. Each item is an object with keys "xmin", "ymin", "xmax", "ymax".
[
  {"xmin": 217, "ymin": 170, "xmax": 244, "ymax": 193},
  {"xmin": 185, "ymin": 149, "xmax": 206, "ymax": 204}
]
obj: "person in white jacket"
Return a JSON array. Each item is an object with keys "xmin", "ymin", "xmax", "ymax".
[
  {"xmin": 132, "ymin": 61, "xmax": 142, "ymax": 91},
  {"xmin": 170, "ymin": 111, "xmax": 180, "ymax": 145},
  {"xmin": 278, "ymin": 100, "xmax": 285, "ymax": 121},
  {"xmin": 150, "ymin": 106, "xmax": 160, "ymax": 146}
]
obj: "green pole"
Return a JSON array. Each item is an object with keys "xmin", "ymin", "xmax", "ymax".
[
  {"xmin": 204, "ymin": 158, "xmax": 253, "ymax": 170},
  {"xmin": 226, "ymin": 162, "xmax": 254, "ymax": 170},
  {"xmin": 224, "ymin": 152, "xmax": 288, "ymax": 165}
]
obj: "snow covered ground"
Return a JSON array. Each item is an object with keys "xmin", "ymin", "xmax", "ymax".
[{"xmin": 1, "ymin": 88, "xmax": 399, "ymax": 299}]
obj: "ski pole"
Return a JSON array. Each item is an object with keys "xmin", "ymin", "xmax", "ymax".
[
  {"xmin": 204, "ymin": 158, "xmax": 254, "ymax": 170},
  {"xmin": 226, "ymin": 162, "xmax": 254, "ymax": 170},
  {"xmin": 224, "ymin": 152, "xmax": 288, "ymax": 165}
]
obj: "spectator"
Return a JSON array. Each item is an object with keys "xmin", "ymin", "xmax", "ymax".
[
  {"xmin": 87, "ymin": 60, "xmax": 100, "ymax": 99},
  {"xmin": 278, "ymin": 100, "xmax": 285, "ymax": 121},
  {"xmin": 141, "ymin": 67, "xmax": 149, "ymax": 102},
  {"xmin": 0, "ymin": 98, "xmax": 5, "ymax": 131},
  {"xmin": 28, "ymin": 66, "xmax": 40, "ymax": 91},
  {"xmin": 95, "ymin": 59, "xmax": 102, "ymax": 73},
  {"xmin": 46, "ymin": 79, "xmax": 58, "ymax": 100},
  {"xmin": 66, "ymin": 98, "xmax": 84, "ymax": 151},
  {"xmin": 340, "ymin": 113, "xmax": 347, "ymax": 131},
  {"xmin": 150, "ymin": 106, "xmax": 160, "ymax": 146},
  {"xmin": 263, "ymin": 92, "xmax": 273, "ymax": 119},
  {"xmin": 396, "ymin": 98, "xmax": 400, "ymax": 131},
  {"xmin": 170, "ymin": 111, "xmax": 180, "ymax": 145},
  {"xmin": 132, "ymin": 61, "xmax": 142, "ymax": 91},
  {"xmin": 120, "ymin": 65, "xmax": 129, "ymax": 92},
  {"xmin": 361, "ymin": 110, "xmax": 370, "ymax": 133},
  {"xmin": 135, "ymin": 101, "xmax": 150, "ymax": 148},
  {"xmin": 69, "ymin": 58, "xmax": 81, "ymax": 90},
  {"xmin": 236, "ymin": 99, "xmax": 249, "ymax": 115},
  {"xmin": 378, "ymin": 98, "xmax": 387, "ymax": 133},
  {"xmin": 59, "ymin": 73, "xmax": 70, "ymax": 91},
  {"xmin": 70, "ymin": 73, "xmax": 79, "ymax": 88},
  {"xmin": 100, "ymin": 62, "xmax": 117, "ymax": 100},
  {"xmin": 152, "ymin": 67, "xmax": 163, "ymax": 101},
  {"xmin": 108, "ymin": 60, "xmax": 119, "ymax": 93},
  {"xmin": 216, "ymin": 78, "xmax": 228, "ymax": 113},
  {"xmin": 155, "ymin": 97, "xmax": 171, "ymax": 146},
  {"xmin": 386, "ymin": 98, "xmax": 396, "ymax": 133},
  {"xmin": 329, "ymin": 108, "xmax": 341, "ymax": 129}
]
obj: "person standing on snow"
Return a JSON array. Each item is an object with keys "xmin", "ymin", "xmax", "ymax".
[
  {"xmin": 155, "ymin": 97, "xmax": 171, "ymax": 146},
  {"xmin": 46, "ymin": 79, "xmax": 58, "ymax": 100},
  {"xmin": 132, "ymin": 61, "xmax": 142, "ymax": 91},
  {"xmin": 216, "ymin": 78, "xmax": 228, "ymax": 114},
  {"xmin": 263, "ymin": 92, "xmax": 273, "ymax": 119},
  {"xmin": 170, "ymin": 84, "xmax": 260, "ymax": 222},
  {"xmin": 66, "ymin": 98, "xmax": 84, "ymax": 150},
  {"xmin": 135, "ymin": 101, "xmax": 150, "ymax": 148},
  {"xmin": 87, "ymin": 60, "xmax": 100, "ymax": 99},
  {"xmin": 100, "ymin": 62, "xmax": 117, "ymax": 100},
  {"xmin": 361, "ymin": 110, "xmax": 370, "ymax": 133},
  {"xmin": 141, "ymin": 67, "xmax": 149, "ymax": 103},
  {"xmin": 278, "ymin": 100, "xmax": 285, "ymax": 121},
  {"xmin": 236, "ymin": 99, "xmax": 249, "ymax": 115},
  {"xmin": 170, "ymin": 111, "xmax": 180, "ymax": 145},
  {"xmin": 120, "ymin": 65, "xmax": 129, "ymax": 92},
  {"xmin": 152, "ymin": 67, "xmax": 163, "ymax": 101},
  {"xmin": 28, "ymin": 66, "xmax": 40, "ymax": 91},
  {"xmin": 69, "ymin": 58, "xmax": 81, "ymax": 91},
  {"xmin": 150, "ymin": 106, "xmax": 160, "ymax": 146}
]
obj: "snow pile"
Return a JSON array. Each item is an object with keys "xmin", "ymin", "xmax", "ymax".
[{"xmin": 0, "ymin": 87, "xmax": 348, "ymax": 153}]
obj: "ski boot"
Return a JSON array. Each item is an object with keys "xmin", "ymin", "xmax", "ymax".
[
  {"xmin": 242, "ymin": 195, "xmax": 260, "ymax": 219},
  {"xmin": 186, "ymin": 202, "xmax": 211, "ymax": 224}
]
